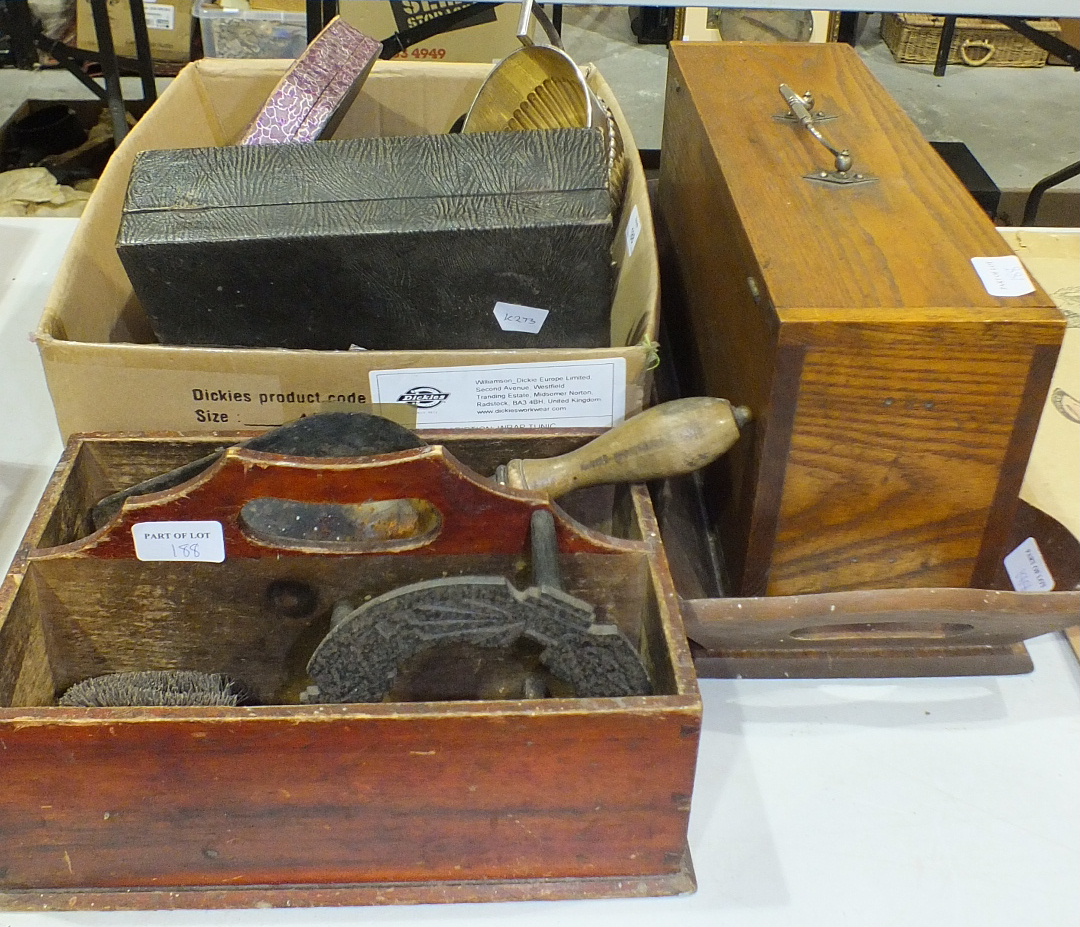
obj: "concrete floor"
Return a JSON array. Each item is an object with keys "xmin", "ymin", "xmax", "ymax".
[
  {"xmin": 3, "ymin": 6, "xmax": 1078, "ymax": 224},
  {"xmin": 559, "ymin": 8, "xmax": 1080, "ymax": 225}
]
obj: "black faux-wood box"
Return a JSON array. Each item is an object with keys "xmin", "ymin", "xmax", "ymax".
[{"xmin": 116, "ymin": 127, "xmax": 615, "ymax": 352}]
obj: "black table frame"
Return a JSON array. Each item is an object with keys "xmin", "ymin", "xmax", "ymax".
[{"xmin": 1, "ymin": 0, "xmax": 157, "ymax": 145}]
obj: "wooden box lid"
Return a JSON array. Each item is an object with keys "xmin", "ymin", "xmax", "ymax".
[{"xmin": 666, "ymin": 41, "xmax": 1059, "ymax": 323}]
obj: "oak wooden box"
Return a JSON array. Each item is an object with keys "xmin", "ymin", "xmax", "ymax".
[
  {"xmin": 656, "ymin": 42, "xmax": 1065, "ymax": 600},
  {"xmin": 0, "ymin": 432, "xmax": 700, "ymax": 910}
]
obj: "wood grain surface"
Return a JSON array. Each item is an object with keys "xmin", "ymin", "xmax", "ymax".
[
  {"xmin": 0, "ymin": 433, "xmax": 700, "ymax": 906},
  {"xmin": 657, "ymin": 42, "xmax": 1065, "ymax": 596}
]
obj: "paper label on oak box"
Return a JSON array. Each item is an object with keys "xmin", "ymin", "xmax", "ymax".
[
  {"xmin": 971, "ymin": 255, "xmax": 1035, "ymax": 297},
  {"xmin": 369, "ymin": 359, "xmax": 626, "ymax": 429},
  {"xmin": 493, "ymin": 301, "xmax": 548, "ymax": 334},
  {"xmin": 143, "ymin": 3, "xmax": 176, "ymax": 30},
  {"xmin": 132, "ymin": 522, "xmax": 225, "ymax": 563},
  {"xmin": 1003, "ymin": 536, "xmax": 1055, "ymax": 592}
]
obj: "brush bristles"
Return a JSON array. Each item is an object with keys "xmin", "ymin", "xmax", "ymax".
[{"xmin": 59, "ymin": 671, "xmax": 246, "ymax": 708}]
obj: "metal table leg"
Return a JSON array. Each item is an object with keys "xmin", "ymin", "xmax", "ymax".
[
  {"xmin": 0, "ymin": 0, "xmax": 39, "ymax": 69},
  {"xmin": 88, "ymin": 0, "xmax": 130, "ymax": 144},
  {"xmin": 4, "ymin": 0, "xmax": 159, "ymax": 143},
  {"xmin": 307, "ymin": 0, "xmax": 339, "ymax": 42},
  {"xmin": 128, "ymin": 0, "xmax": 159, "ymax": 106},
  {"xmin": 933, "ymin": 15, "xmax": 957, "ymax": 77},
  {"xmin": 1022, "ymin": 160, "xmax": 1080, "ymax": 226}
]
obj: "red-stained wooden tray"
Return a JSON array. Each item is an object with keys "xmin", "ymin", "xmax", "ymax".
[{"xmin": 0, "ymin": 431, "xmax": 700, "ymax": 910}]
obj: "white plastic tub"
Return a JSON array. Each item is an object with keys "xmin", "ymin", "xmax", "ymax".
[{"xmin": 194, "ymin": 0, "xmax": 306, "ymax": 58}]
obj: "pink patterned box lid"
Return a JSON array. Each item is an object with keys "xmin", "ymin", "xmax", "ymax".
[{"xmin": 238, "ymin": 16, "xmax": 382, "ymax": 146}]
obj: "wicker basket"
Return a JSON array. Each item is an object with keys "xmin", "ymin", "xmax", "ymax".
[{"xmin": 881, "ymin": 13, "xmax": 1062, "ymax": 68}]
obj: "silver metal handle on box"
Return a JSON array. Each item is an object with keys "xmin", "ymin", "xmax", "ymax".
[{"xmin": 778, "ymin": 83, "xmax": 876, "ymax": 186}]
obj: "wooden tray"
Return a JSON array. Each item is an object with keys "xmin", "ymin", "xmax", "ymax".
[
  {"xmin": 653, "ymin": 469, "xmax": 1079, "ymax": 678},
  {"xmin": 0, "ymin": 431, "xmax": 701, "ymax": 910}
]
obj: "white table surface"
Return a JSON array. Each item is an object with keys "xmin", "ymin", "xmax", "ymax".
[{"xmin": 2, "ymin": 216, "xmax": 1079, "ymax": 927}]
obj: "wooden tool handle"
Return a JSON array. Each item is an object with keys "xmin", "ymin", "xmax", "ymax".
[{"xmin": 503, "ymin": 397, "xmax": 750, "ymax": 497}]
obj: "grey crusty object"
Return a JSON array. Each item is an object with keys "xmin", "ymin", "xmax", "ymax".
[
  {"xmin": 305, "ymin": 510, "xmax": 652, "ymax": 704},
  {"xmin": 304, "ymin": 576, "xmax": 653, "ymax": 703}
]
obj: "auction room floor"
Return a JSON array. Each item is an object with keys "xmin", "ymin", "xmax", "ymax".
[{"xmin": 2, "ymin": 6, "xmax": 1078, "ymax": 225}]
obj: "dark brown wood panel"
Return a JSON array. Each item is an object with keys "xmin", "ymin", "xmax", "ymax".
[
  {"xmin": 0, "ymin": 707, "xmax": 699, "ymax": 890},
  {"xmin": 772, "ymin": 324, "xmax": 1051, "ymax": 593}
]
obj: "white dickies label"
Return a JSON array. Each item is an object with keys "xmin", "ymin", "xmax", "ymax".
[
  {"xmin": 369, "ymin": 358, "xmax": 627, "ymax": 429},
  {"xmin": 493, "ymin": 301, "xmax": 548, "ymax": 334},
  {"xmin": 625, "ymin": 205, "xmax": 642, "ymax": 257},
  {"xmin": 132, "ymin": 521, "xmax": 225, "ymax": 563},
  {"xmin": 971, "ymin": 255, "xmax": 1035, "ymax": 297},
  {"xmin": 143, "ymin": 3, "xmax": 176, "ymax": 30},
  {"xmin": 1003, "ymin": 537, "xmax": 1055, "ymax": 592}
]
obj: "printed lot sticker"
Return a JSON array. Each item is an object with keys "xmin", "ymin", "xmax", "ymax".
[
  {"xmin": 971, "ymin": 255, "xmax": 1035, "ymax": 297},
  {"xmin": 1003, "ymin": 536, "xmax": 1055, "ymax": 592},
  {"xmin": 370, "ymin": 358, "xmax": 627, "ymax": 429},
  {"xmin": 493, "ymin": 301, "xmax": 548, "ymax": 334},
  {"xmin": 132, "ymin": 521, "xmax": 225, "ymax": 563}
]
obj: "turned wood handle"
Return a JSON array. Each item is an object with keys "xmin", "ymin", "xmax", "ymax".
[{"xmin": 503, "ymin": 397, "xmax": 750, "ymax": 497}]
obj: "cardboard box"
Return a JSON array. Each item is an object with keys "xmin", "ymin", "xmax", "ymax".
[
  {"xmin": 36, "ymin": 58, "xmax": 658, "ymax": 439},
  {"xmin": 249, "ymin": 0, "xmax": 306, "ymax": 11},
  {"xmin": 1006, "ymin": 228, "xmax": 1080, "ymax": 663},
  {"xmin": 998, "ymin": 228, "xmax": 1080, "ymax": 662},
  {"xmin": 338, "ymin": 0, "xmax": 526, "ymax": 63},
  {"xmin": 75, "ymin": 0, "xmax": 194, "ymax": 63}
]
